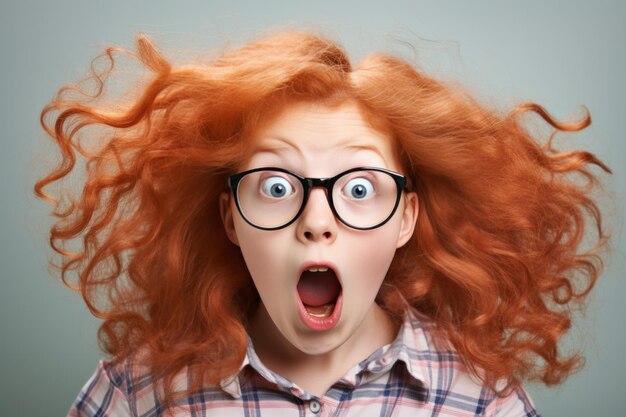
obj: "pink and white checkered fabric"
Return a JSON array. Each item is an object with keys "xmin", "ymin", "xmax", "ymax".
[{"xmin": 68, "ymin": 312, "xmax": 539, "ymax": 416}]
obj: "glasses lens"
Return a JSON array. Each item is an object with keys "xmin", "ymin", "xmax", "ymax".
[
  {"xmin": 236, "ymin": 170, "xmax": 304, "ymax": 228},
  {"xmin": 333, "ymin": 170, "xmax": 399, "ymax": 228}
]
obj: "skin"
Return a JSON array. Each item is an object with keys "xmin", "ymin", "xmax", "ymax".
[{"xmin": 220, "ymin": 100, "xmax": 418, "ymax": 397}]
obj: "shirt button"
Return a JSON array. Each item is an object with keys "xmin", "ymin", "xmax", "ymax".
[{"xmin": 309, "ymin": 399, "xmax": 322, "ymax": 414}]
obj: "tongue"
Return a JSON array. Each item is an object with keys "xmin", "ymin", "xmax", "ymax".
[{"xmin": 297, "ymin": 270, "xmax": 341, "ymax": 307}]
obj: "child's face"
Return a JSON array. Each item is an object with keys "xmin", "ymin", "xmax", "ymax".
[{"xmin": 221, "ymin": 100, "xmax": 418, "ymax": 356}]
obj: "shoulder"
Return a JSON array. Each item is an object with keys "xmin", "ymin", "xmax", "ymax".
[
  {"xmin": 67, "ymin": 358, "xmax": 136, "ymax": 417},
  {"xmin": 403, "ymin": 311, "xmax": 540, "ymax": 416},
  {"xmin": 68, "ymin": 354, "xmax": 233, "ymax": 417},
  {"xmin": 68, "ymin": 349, "xmax": 171, "ymax": 417}
]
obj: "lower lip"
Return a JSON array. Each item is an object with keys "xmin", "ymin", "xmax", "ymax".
[{"xmin": 297, "ymin": 292, "xmax": 343, "ymax": 332}]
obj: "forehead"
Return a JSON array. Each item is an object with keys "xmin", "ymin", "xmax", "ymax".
[{"xmin": 244, "ymin": 101, "xmax": 400, "ymax": 171}]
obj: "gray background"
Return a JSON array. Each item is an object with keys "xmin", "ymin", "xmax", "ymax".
[{"xmin": 1, "ymin": 1, "xmax": 624, "ymax": 416}]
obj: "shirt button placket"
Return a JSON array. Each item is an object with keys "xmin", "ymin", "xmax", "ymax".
[{"xmin": 309, "ymin": 399, "xmax": 322, "ymax": 414}]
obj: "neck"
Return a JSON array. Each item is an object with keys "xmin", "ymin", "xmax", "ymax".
[{"xmin": 247, "ymin": 302, "xmax": 397, "ymax": 397}]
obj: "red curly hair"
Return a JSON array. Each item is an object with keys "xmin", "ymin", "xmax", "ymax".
[{"xmin": 35, "ymin": 30, "xmax": 611, "ymax": 407}]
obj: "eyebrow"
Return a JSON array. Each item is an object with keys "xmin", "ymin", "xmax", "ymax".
[
  {"xmin": 252, "ymin": 139, "xmax": 303, "ymax": 158},
  {"xmin": 342, "ymin": 144, "xmax": 386, "ymax": 158}
]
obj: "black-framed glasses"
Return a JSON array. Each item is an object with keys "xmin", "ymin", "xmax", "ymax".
[{"xmin": 228, "ymin": 166, "xmax": 406, "ymax": 231}]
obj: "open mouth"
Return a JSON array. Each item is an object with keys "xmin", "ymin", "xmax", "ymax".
[{"xmin": 296, "ymin": 265, "xmax": 342, "ymax": 330}]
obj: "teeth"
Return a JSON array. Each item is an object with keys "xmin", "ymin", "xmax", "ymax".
[
  {"xmin": 306, "ymin": 267, "xmax": 329, "ymax": 273},
  {"xmin": 305, "ymin": 303, "xmax": 334, "ymax": 318}
]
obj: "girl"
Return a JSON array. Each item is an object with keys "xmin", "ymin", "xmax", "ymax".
[{"xmin": 35, "ymin": 30, "xmax": 610, "ymax": 416}]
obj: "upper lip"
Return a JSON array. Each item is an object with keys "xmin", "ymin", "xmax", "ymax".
[{"xmin": 298, "ymin": 260, "xmax": 342, "ymax": 287}]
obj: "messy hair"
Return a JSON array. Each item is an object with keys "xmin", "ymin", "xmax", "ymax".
[{"xmin": 35, "ymin": 30, "xmax": 610, "ymax": 408}]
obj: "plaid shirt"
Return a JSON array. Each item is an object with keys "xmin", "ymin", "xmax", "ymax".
[{"xmin": 68, "ymin": 312, "xmax": 539, "ymax": 417}]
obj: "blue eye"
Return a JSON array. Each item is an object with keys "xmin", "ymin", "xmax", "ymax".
[
  {"xmin": 343, "ymin": 177, "xmax": 374, "ymax": 200},
  {"xmin": 261, "ymin": 176, "xmax": 293, "ymax": 198}
]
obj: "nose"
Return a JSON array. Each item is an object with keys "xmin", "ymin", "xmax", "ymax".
[{"xmin": 296, "ymin": 188, "xmax": 338, "ymax": 244}]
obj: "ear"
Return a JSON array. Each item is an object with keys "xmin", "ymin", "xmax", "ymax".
[
  {"xmin": 396, "ymin": 192, "xmax": 418, "ymax": 248},
  {"xmin": 219, "ymin": 192, "xmax": 240, "ymax": 246}
]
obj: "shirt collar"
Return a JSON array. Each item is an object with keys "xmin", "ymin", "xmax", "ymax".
[
  {"xmin": 340, "ymin": 308, "xmax": 432, "ymax": 403},
  {"xmin": 219, "ymin": 309, "xmax": 433, "ymax": 400},
  {"xmin": 221, "ymin": 335, "xmax": 311, "ymax": 399}
]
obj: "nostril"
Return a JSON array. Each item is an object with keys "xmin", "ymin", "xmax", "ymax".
[{"xmin": 303, "ymin": 230, "xmax": 333, "ymax": 240}]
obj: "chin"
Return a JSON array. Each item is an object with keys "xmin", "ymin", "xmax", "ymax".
[{"xmin": 288, "ymin": 322, "xmax": 351, "ymax": 356}]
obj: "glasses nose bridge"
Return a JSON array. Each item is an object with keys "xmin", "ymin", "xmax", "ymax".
[
  {"xmin": 307, "ymin": 176, "xmax": 332, "ymax": 190},
  {"xmin": 303, "ymin": 176, "xmax": 335, "ymax": 208}
]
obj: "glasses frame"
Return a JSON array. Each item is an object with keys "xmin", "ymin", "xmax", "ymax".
[{"xmin": 228, "ymin": 166, "xmax": 407, "ymax": 231}]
